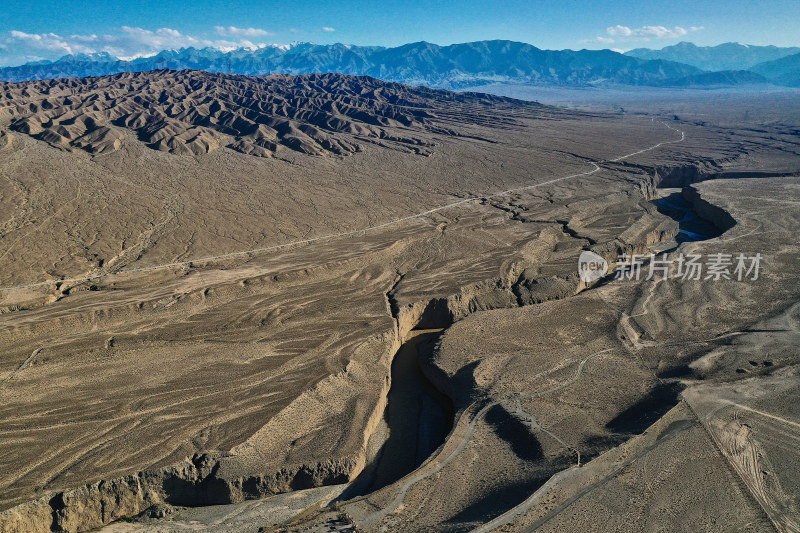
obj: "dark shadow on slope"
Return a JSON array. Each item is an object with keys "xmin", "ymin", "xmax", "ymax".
[
  {"xmin": 442, "ymin": 478, "xmax": 554, "ymax": 532},
  {"xmin": 484, "ymin": 404, "xmax": 544, "ymax": 462},
  {"xmin": 655, "ymin": 191, "xmax": 722, "ymax": 243},
  {"xmin": 430, "ymin": 406, "xmax": 566, "ymax": 531},
  {"xmin": 605, "ymin": 382, "xmax": 683, "ymax": 435}
]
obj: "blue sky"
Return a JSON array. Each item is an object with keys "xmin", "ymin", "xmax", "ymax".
[{"xmin": 1, "ymin": 0, "xmax": 799, "ymax": 66}]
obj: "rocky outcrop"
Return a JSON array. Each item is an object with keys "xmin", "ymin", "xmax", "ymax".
[
  {"xmin": 0, "ymin": 130, "xmax": 13, "ymax": 150},
  {"xmin": 0, "ymin": 452, "xmax": 363, "ymax": 533},
  {"xmin": 513, "ymin": 272, "xmax": 581, "ymax": 305},
  {"xmin": 653, "ymin": 162, "xmax": 715, "ymax": 188}
]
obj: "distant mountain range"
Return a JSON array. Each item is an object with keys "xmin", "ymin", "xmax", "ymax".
[
  {"xmin": 625, "ymin": 41, "xmax": 800, "ymax": 72},
  {"xmin": 0, "ymin": 40, "xmax": 702, "ymax": 88},
  {"xmin": 750, "ymin": 52, "xmax": 800, "ymax": 87},
  {"xmin": 0, "ymin": 39, "xmax": 797, "ymax": 88}
]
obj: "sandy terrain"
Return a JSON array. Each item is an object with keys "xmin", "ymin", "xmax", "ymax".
[{"xmin": 0, "ymin": 71, "xmax": 799, "ymax": 532}]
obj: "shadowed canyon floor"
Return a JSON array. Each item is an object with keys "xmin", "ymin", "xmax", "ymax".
[{"xmin": 0, "ymin": 71, "xmax": 799, "ymax": 532}]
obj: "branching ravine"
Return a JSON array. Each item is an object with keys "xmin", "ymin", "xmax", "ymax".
[
  {"xmin": 0, "ymin": 120, "xmax": 684, "ymax": 293},
  {"xmin": 0, "ymin": 119, "xmax": 690, "ymax": 532},
  {"xmin": 353, "ymin": 120, "xmax": 689, "ymax": 529},
  {"xmin": 385, "ymin": 269, "xmax": 405, "ymax": 324},
  {"xmin": 358, "ymin": 348, "xmax": 612, "ymax": 528}
]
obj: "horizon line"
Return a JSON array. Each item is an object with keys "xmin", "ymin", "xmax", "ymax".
[{"xmin": 3, "ymin": 38, "xmax": 799, "ymax": 70}]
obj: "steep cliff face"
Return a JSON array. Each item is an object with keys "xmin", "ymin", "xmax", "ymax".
[
  {"xmin": 653, "ymin": 163, "xmax": 713, "ymax": 188},
  {"xmin": 681, "ymin": 187, "xmax": 737, "ymax": 233},
  {"xmin": 0, "ymin": 452, "xmax": 366, "ymax": 533},
  {"xmin": 650, "ymin": 161, "xmax": 797, "ymax": 190}
]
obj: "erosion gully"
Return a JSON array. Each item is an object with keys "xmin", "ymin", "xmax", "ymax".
[{"xmin": 4, "ymin": 161, "xmax": 776, "ymax": 533}]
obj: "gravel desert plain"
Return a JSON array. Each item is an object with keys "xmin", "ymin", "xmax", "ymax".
[{"xmin": 0, "ymin": 68, "xmax": 799, "ymax": 533}]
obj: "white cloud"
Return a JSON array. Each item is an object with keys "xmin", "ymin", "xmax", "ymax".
[
  {"xmin": 214, "ymin": 26, "xmax": 272, "ymax": 38},
  {"xmin": 117, "ymin": 26, "xmax": 204, "ymax": 51},
  {"xmin": 580, "ymin": 24, "xmax": 702, "ymax": 50},
  {"xmin": 605, "ymin": 24, "xmax": 702, "ymax": 41},
  {"xmin": 580, "ymin": 35, "xmax": 615, "ymax": 45},
  {"xmin": 606, "ymin": 25, "xmax": 632, "ymax": 37},
  {"xmin": 1, "ymin": 27, "xmax": 276, "ymax": 67},
  {"xmin": 8, "ymin": 30, "xmax": 96, "ymax": 56},
  {"xmin": 322, "ymin": 27, "xmax": 336, "ymax": 32}
]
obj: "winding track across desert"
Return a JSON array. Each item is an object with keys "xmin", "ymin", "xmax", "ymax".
[
  {"xmin": 0, "ymin": 121, "xmax": 683, "ymax": 293},
  {"xmin": 1, "ymin": 70, "xmax": 800, "ymax": 533}
]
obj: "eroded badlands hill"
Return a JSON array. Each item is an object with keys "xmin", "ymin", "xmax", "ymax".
[{"xmin": 0, "ymin": 69, "xmax": 528, "ymax": 158}]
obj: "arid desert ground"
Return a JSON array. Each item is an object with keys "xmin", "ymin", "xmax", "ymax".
[{"xmin": 0, "ymin": 71, "xmax": 799, "ymax": 532}]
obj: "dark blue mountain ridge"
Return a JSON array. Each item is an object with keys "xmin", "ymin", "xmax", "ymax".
[
  {"xmin": 750, "ymin": 52, "xmax": 800, "ymax": 87},
  {"xmin": 625, "ymin": 41, "xmax": 800, "ymax": 72},
  {"xmin": 0, "ymin": 39, "xmax": 780, "ymax": 88}
]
